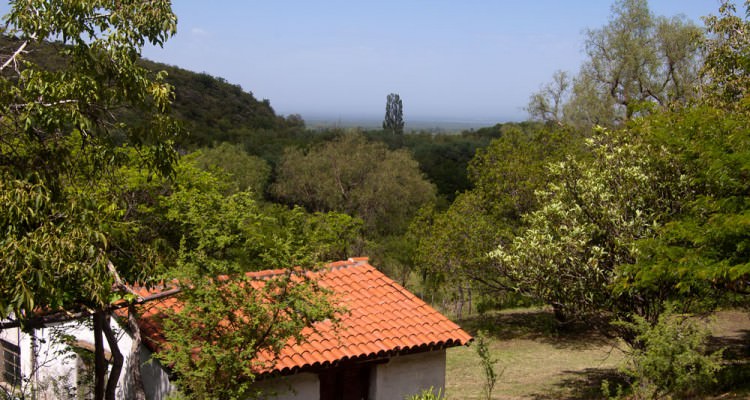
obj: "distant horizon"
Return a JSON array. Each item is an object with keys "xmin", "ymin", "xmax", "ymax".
[{"xmin": 300, "ymin": 113, "xmax": 514, "ymax": 131}]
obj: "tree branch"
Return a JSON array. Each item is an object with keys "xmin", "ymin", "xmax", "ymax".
[
  {"xmin": 0, "ymin": 40, "xmax": 28, "ymax": 72},
  {"xmin": 0, "ymin": 287, "xmax": 181, "ymax": 330}
]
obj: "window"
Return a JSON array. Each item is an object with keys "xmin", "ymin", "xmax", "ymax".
[{"xmin": 0, "ymin": 339, "xmax": 21, "ymax": 387}]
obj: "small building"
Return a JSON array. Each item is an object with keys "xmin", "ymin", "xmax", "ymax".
[{"xmin": 0, "ymin": 257, "xmax": 472, "ymax": 399}]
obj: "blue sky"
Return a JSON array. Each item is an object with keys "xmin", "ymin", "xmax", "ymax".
[{"xmin": 2, "ymin": 1, "xmax": 723, "ymax": 123}]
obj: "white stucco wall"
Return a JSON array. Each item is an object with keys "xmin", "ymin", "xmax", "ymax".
[
  {"xmin": 1, "ymin": 318, "xmax": 173, "ymax": 400},
  {"xmin": 369, "ymin": 350, "xmax": 447, "ymax": 400},
  {"xmin": 254, "ymin": 372, "xmax": 319, "ymax": 400},
  {"xmin": 3, "ymin": 318, "xmax": 450, "ymax": 400}
]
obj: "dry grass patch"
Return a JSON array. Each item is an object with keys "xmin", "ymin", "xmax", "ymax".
[
  {"xmin": 446, "ymin": 307, "xmax": 750, "ymax": 400},
  {"xmin": 446, "ymin": 307, "xmax": 626, "ymax": 399}
]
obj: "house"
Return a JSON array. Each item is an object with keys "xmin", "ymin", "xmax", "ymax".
[{"xmin": 0, "ymin": 257, "xmax": 472, "ymax": 399}]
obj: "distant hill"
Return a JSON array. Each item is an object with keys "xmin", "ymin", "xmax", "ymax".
[
  {"xmin": 140, "ymin": 59, "xmax": 300, "ymax": 148},
  {"xmin": 0, "ymin": 35, "xmax": 299, "ymax": 149}
]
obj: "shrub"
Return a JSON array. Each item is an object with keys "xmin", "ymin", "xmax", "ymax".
[
  {"xmin": 618, "ymin": 306, "xmax": 723, "ymax": 399},
  {"xmin": 405, "ymin": 386, "xmax": 446, "ymax": 400}
]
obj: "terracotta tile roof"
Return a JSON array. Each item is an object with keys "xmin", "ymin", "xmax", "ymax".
[{"xmin": 129, "ymin": 257, "xmax": 472, "ymax": 376}]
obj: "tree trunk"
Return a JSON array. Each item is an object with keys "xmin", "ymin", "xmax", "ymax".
[
  {"xmin": 552, "ymin": 303, "xmax": 567, "ymax": 324},
  {"xmin": 456, "ymin": 285, "xmax": 464, "ymax": 320},
  {"xmin": 127, "ymin": 305, "xmax": 147, "ymax": 400},
  {"xmin": 29, "ymin": 330, "xmax": 38, "ymax": 400},
  {"xmin": 103, "ymin": 313, "xmax": 124, "ymax": 400},
  {"xmin": 94, "ymin": 311, "xmax": 107, "ymax": 400}
]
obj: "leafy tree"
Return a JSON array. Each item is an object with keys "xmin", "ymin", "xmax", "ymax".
[
  {"xmin": 701, "ymin": 0, "xmax": 750, "ymax": 109},
  {"xmin": 192, "ymin": 143, "xmax": 271, "ymax": 198},
  {"xmin": 488, "ymin": 127, "xmax": 688, "ymax": 327},
  {"xmin": 410, "ymin": 192, "xmax": 500, "ymax": 318},
  {"xmin": 106, "ymin": 152, "xmax": 361, "ymax": 399},
  {"xmin": 118, "ymin": 155, "xmax": 363, "ymax": 277},
  {"xmin": 527, "ymin": 70, "xmax": 571, "ymax": 125},
  {"xmin": 0, "ymin": 1, "xmax": 179, "ymax": 399},
  {"xmin": 468, "ymin": 124, "xmax": 579, "ymax": 224},
  {"xmin": 615, "ymin": 106, "xmax": 750, "ymax": 305},
  {"xmin": 362, "ymin": 127, "xmax": 503, "ymax": 202},
  {"xmin": 156, "ymin": 271, "xmax": 338, "ymax": 400},
  {"xmin": 383, "ymin": 93, "xmax": 405, "ymax": 135},
  {"xmin": 271, "ymin": 133, "xmax": 435, "ymax": 235},
  {"xmin": 615, "ymin": 2, "xmax": 750, "ymax": 299},
  {"xmin": 532, "ymin": 0, "xmax": 703, "ymax": 127},
  {"xmin": 576, "ymin": 0, "xmax": 702, "ymax": 124}
]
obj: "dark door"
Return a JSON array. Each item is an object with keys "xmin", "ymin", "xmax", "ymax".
[{"xmin": 319, "ymin": 363, "xmax": 370, "ymax": 400}]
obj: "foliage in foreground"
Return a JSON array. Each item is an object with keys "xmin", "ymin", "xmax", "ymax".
[
  {"xmin": 157, "ymin": 272, "xmax": 339, "ymax": 400},
  {"xmin": 406, "ymin": 386, "xmax": 446, "ymax": 400},
  {"xmin": 1, "ymin": 1, "xmax": 180, "ymax": 398}
]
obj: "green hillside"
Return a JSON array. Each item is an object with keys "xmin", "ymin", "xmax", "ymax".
[{"xmin": 0, "ymin": 35, "xmax": 296, "ymax": 149}]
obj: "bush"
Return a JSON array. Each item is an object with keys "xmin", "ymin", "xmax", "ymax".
[{"xmin": 618, "ymin": 306, "xmax": 723, "ymax": 399}]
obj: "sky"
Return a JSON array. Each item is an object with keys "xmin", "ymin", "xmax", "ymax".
[{"xmin": 2, "ymin": 1, "xmax": 724, "ymax": 124}]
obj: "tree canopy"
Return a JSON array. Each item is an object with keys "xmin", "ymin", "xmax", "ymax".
[
  {"xmin": 528, "ymin": 0, "xmax": 703, "ymax": 127},
  {"xmin": 271, "ymin": 133, "xmax": 435, "ymax": 236}
]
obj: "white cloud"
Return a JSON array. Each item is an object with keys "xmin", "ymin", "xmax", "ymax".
[{"xmin": 191, "ymin": 28, "xmax": 209, "ymax": 37}]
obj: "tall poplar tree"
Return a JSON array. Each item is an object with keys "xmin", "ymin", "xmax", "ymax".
[{"xmin": 383, "ymin": 93, "xmax": 405, "ymax": 134}]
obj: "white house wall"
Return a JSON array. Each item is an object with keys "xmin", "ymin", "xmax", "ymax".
[
  {"xmin": 1, "ymin": 318, "xmax": 173, "ymax": 400},
  {"xmin": 369, "ymin": 350, "xmax": 447, "ymax": 400}
]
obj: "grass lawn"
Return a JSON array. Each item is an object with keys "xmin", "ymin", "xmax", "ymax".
[{"xmin": 445, "ymin": 307, "xmax": 750, "ymax": 399}]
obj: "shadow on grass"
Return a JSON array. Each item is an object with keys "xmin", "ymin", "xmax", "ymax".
[
  {"xmin": 458, "ymin": 308, "xmax": 614, "ymax": 350},
  {"xmin": 528, "ymin": 367, "xmax": 627, "ymax": 400},
  {"xmin": 711, "ymin": 328, "xmax": 750, "ymax": 397}
]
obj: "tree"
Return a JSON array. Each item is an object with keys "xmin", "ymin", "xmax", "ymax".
[
  {"xmin": 468, "ymin": 123, "xmax": 580, "ymax": 224},
  {"xmin": 192, "ymin": 143, "xmax": 272, "ymax": 198},
  {"xmin": 488, "ymin": 127, "xmax": 688, "ymax": 328},
  {"xmin": 527, "ymin": 70, "xmax": 571, "ymax": 125},
  {"xmin": 156, "ymin": 271, "xmax": 338, "ymax": 400},
  {"xmin": 0, "ymin": 1, "xmax": 179, "ymax": 399},
  {"xmin": 383, "ymin": 93, "xmax": 405, "ymax": 134},
  {"xmin": 615, "ymin": 106, "xmax": 750, "ymax": 306},
  {"xmin": 116, "ymin": 154, "xmax": 363, "ymax": 278},
  {"xmin": 532, "ymin": 0, "xmax": 703, "ymax": 128},
  {"xmin": 701, "ymin": 0, "xmax": 750, "ymax": 109},
  {"xmin": 72, "ymin": 144, "xmax": 357, "ymax": 399},
  {"xmin": 410, "ymin": 192, "xmax": 500, "ymax": 318},
  {"xmin": 577, "ymin": 0, "xmax": 702, "ymax": 124},
  {"xmin": 271, "ymin": 134, "xmax": 435, "ymax": 235}
]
